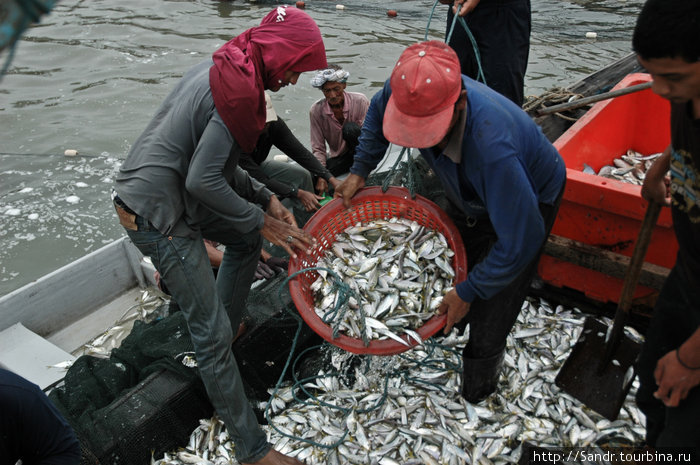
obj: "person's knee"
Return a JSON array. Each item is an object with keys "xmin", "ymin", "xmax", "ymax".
[{"xmin": 291, "ymin": 166, "xmax": 314, "ymax": 191}]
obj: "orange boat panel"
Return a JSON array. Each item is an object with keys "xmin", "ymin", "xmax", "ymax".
[{"xmin": 539, "ymin": 73, "xmax": 677, "ymax": 304}]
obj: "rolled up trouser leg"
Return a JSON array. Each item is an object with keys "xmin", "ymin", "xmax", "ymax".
[{"xmin": 461, "ymin": 348, "xmax": 505, "ymax": 403}]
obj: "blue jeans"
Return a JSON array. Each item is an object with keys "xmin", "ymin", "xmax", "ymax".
[{"xmin": 124, "ymin": 211, "xmax": 269, "ymax": 462}]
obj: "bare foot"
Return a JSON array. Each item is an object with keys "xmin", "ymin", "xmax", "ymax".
[{"xmin": 242, "ymin": 449, "xmax": 305, "ymax": 465}]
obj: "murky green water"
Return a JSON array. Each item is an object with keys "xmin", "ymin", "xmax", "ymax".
[{"xmin": 0, "ymin": 0, "xmax": 644, "ymax": 296}]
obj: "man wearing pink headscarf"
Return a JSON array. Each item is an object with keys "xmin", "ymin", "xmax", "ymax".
[{"xmin": 113, "ymin": 6, "xmax": 327, "ymax": 464}]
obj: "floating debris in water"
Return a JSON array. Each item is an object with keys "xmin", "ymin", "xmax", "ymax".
[
  {"xmin": 310, "ymin": 217, "xmax": 455, "ymax": 346},
  {"xmin": 587, "ymin": 149, "xmax": 662, "ymax": 185},
  {"xmin": 152, "ymin": 297, "xmax": 646, "ymax": 465}
]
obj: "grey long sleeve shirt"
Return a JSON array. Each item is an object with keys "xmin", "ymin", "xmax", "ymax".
[{"xmin": 115, "ymin": 60, "xmax": 272, "ymax": 238}]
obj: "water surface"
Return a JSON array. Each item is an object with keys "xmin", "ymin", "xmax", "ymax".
[{"xmin": 0, "ymin": 0, "xmax": 645, "ymax": 296}]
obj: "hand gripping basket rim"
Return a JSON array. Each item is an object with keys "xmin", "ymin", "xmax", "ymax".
[{"xmin": 288, "ymin": 186, "xmax": 467, "ymax": 355}]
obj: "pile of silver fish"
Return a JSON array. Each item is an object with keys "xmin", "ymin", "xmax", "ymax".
[
  {"xmin": 584, "ymin": 149, "xmax": 662, "ymax": 186},
  {"xmin": 309, "ymin": 217, "xmax": 456, "ymax": 345},
  {"xmin": 50, "ymin": 288, "xmax": 170, "ymax": 370},
  {"xmin": 152, "ymin": 297, "xmax": 646, "ymax": 465}
]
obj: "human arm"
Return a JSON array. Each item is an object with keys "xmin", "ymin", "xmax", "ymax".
[
  {"xmin": 456, "ymin": 157, "xmax": 547, "ymax": 303},
  {"xmin": 297, "ymin": 189, "xmax": 324, "ymax": 212},
  {"xmin": 653, "ymin": 327, "xmax": 700, "ymax": 407},
  {"xmin": 238, "ymin": 150, "xmax": 321, "ymax": 211},
  {"xmin": 261, "ymin": 248, "xmax": 288, "ymax": 271},
  {"xmin": 255, "ymin": 248, "xmax": 289, "ymax": 279},
  {"xmin": 185, "ymin": 117, "xmax": 271, "ymax": 233},
  {"xmin": 228, "ymin": 164, "xmax": 274, "ymax": 210},
  {"xmin": 268, "ymin": 118, "xmax": 335, "ymax": 182},
  {"xmin": 334, "ymin": 174, "xmax": 366, "ymax": 209},
  {"xmin": 315, "ymin": 176, "xmax": 341, "ymax": 195},
  {"xmin": 267, "ymin": 117, "xmax": 333, "ymax": 209},
  {"xmin": 261, "ymin": 195, "xmax": 315, "ymax": 258},
  {"xmin": 334, "ymin": 83, "xmax": 394, "ymax": 207},
  {"xmin": 338, "ymin": 81, "xmax": 393, "ymax": 177},
  {"xmin": 436, "ymin": 155, "xmax": 546, "ymax": 332},
  {"xmin": 237, "ymin": 151, "xmax": 295, "ymax": 198},
  {"xmin": 641, "ymin": 144, "xmax": 672, "ymax": 207},
  {"xmin": 437, "ymin": 289, "xmax": 471, "ymax": 335},
  {"xmin": 254, "ymin": 249, "xmax": 285, "ymax": 280}
]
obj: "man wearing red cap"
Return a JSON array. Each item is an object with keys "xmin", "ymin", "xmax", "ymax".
[
  {"xmin": 335, "ymin": 40, "xmax": 566, "ymax": 403},
  {"xmin": 114, "ymin": 6, "xmax": 326, "ymax": 465}
]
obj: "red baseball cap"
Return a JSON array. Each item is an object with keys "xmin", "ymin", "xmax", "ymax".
[{"xmin": 384, "ymin": 41, "xmax": 462, "ymax": 148}]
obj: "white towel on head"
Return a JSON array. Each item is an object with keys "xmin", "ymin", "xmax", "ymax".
[{"xmin": 310, "ymin": 68, "xmax": 350, "ymax": 88}]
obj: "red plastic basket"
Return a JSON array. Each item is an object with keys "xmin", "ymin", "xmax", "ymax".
[{"xmin": 288, "ymin": 186, "xmax": 467, "ymax": 355}]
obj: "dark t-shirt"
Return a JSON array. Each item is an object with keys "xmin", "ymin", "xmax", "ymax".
[
  {"xmin": 669, "ymin": 101, "xmax": 700, "ymax": 284},
  {"xmin": 0, "ymin": 369, "xmax": 80, "ymax": 465}
]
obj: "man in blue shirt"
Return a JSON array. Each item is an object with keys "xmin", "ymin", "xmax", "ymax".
[
  {"xmin": 335, "ymin": 40, "xmax": 566, "ymax": 402},
  {"xmin": 1, "ymin": 368, "xmax": 81, "ymax": 465}
]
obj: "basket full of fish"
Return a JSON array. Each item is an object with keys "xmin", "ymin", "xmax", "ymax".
[{"xmin": 288, "ymin": 186, "xmax": 467, "ymax": 355}]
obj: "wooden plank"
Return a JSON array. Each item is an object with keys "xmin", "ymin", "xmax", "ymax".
[{"xmin": 543, "ymin": 235, "xmax": 670, "ymax": 290}]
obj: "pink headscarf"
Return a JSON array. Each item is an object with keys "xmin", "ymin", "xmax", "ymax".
[{"xmin": 210, "ymin": 6, "xmax": 327, "ymax": 152}]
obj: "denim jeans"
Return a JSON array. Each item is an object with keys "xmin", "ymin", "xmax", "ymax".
[{"xmin": 124, "ymin": 211, "xmax": 269, "ymax": 462}]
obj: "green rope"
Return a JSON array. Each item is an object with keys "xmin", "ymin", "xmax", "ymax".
[
  {"xmin": 449, "ymin": 15, "xmax": 486, "ymax": 84},
  {"xmin": 260, "ymin": 271, "xmax": 464, "ymax": 453},
  {"xmin": 425, "ymin": 0, "xmax": 442, "ymax": 41},
  {"xmin": 424, "ymin": 0, "xmax": 487, "ymax": 85},
  {"xmin": 289, "ymin": 266, "xmax": 369, "ymax": 346},
  {"xmin": 381, "ymin": 146, "xmax": 414, "ymax": 196}
]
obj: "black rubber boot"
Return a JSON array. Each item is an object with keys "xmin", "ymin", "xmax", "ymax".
[{"xmin": 461, "ymin": 350, "xmax": 505, "ymax": 403}]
